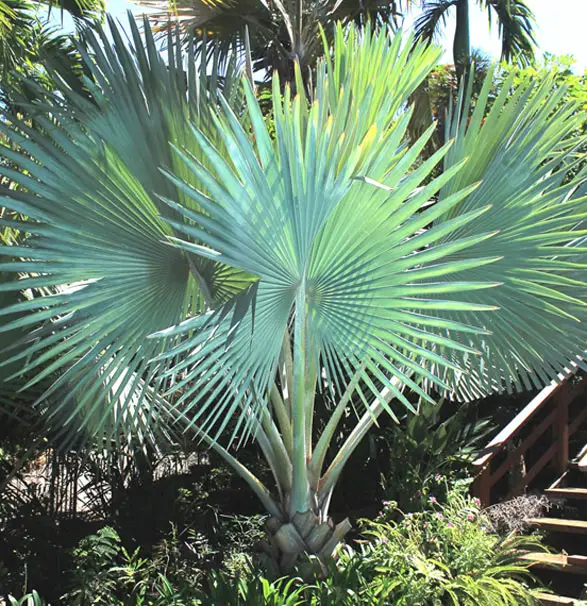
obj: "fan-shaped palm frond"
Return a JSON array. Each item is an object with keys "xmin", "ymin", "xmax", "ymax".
[
  {"xmin": 429, "ymin": 69, "xmax": 587, "ymax": 399},
  {"xmin": 0, "ymin": 15, "xmax": 248, "ymax": 450},
  {"xmin": 156, "ymin": 26, "xmax": 477, "ymax": 439}
]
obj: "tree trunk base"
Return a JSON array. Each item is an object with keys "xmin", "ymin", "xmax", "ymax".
[{"xmin": 259, "ymin": 512, "xmax": 352, "ymax": 576}]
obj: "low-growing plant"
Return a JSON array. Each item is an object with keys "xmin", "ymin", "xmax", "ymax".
[
  {"xmin": 196, "ymin": 573, "xmax": 306, "ymax": 606},
  {"xmin": 346, "ymin": 487, "xmax": 545, "ymax": 605},
  {"xmin": 377, "ymin": 399, "xmax": 492, "ymax": 511},
  {"xmin": 60, "ymin": 516, "xmax": 265, "ymax": 606},
  {"xmin": 62, "ymin": 526, "xmax": 206, "ymax": 606},
  {"xmin": 7, "ymin": 592, "xmax": 48, "ymax": 606}
]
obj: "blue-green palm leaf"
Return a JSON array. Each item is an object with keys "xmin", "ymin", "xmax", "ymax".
[
  {"xmin": 154, "ymin": 25, "xmax": 517, "ymax": 441},
  {"xmin": 429, "ymin": 70, "xmax": 587, "ymax": 399},
  {"xmin": 0, "ymin": 16, "xmax": 249, "ymax": 446}
]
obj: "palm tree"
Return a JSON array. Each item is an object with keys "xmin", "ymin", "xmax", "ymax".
[
  {"xmin": 1, "ymin": 15, "xmax": 586, "ymax": 573},
  {"xmin": 0, "ymin": 0, "xmax": 104, "ymax": 105},
  {"xmin": 414, "ymin": 0, "xmax": 536, "ymax": 78},
  {"xmin": 135, "ymin": 0, "xmax": 408, "ymax": 91}
]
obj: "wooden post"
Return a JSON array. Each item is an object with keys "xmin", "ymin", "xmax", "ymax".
[
  {"xmin": 474, "ymin": 463, "xmax": 492, "ymax": 507},
  {"xmin": 554, "ymin": 381, "xmax": 570, "ymax": 475}
]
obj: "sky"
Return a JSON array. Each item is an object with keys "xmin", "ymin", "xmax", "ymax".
[
  {"xmin": 424, "ymin": 0, "xmax": 587, "ymax": 72},
  {"xmin": 56, "ymin": 0, "xmax": 587, "ymax": 73}
]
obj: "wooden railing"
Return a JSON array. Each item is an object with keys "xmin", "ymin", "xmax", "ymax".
[{"xmin": 472, "ymin": 370, "xmax": 587, "ymax": 506}]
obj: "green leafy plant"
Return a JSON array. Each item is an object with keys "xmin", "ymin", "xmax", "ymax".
[
  {"xmin": 196, "ymin": 573, "xmax": 306, "ymax": 606},
  {"xmin": 351, "ymin": 488, "xmax": 545, "ymax": 605},
  {"xmin": 1, "ymin": 13, "xmax": 586, "ymax": 575},
  {"xmin": 378, "ymin": 398, "xmax": 493, "ymax": 511},
  {"xmin": 64, "ymin": 526, "xmax": 124, "ymax": 605},
  {"xmin": 7, "ymin": 592, "xmax": 49, "ymax": 606},
  {"xmin": 63, "ymin": 525, "xmax": 205, "ymax": 605}
]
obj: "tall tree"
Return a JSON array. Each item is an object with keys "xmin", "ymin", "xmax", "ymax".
[
  {"xmin": 1, "ymin": 16, "xmax": 585, "ymax": 574},
  {"xmin": 414, "ymin": 0, "xmax": 536, "ymax": 78},
  {"xmin": 134, "ymin": 0, "xmax": 407, "ymax": 89}
]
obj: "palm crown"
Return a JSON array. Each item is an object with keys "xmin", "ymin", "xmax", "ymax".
[{"xmin": 1, "ymin": 15, "xmax": 586, "ymax": 571}]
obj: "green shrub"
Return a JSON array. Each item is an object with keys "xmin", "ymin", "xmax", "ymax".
[
  {"xmin": 351, "ymin": 488, "xmax": 544, "ymax": 605},
  {"xmin": 377, "ymin": 399, "xmax": 492, "ymax": 512},
  {"xmin": 61, "ymin": 526, "xmax": 203, "ymax": 606}
]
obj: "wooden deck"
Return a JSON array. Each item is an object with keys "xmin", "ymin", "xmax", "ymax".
[{"xmin": 472, "ymin": 369, "xmax": 587, "ymax": 605}]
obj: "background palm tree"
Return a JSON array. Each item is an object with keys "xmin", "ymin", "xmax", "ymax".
[
  {"xmin": 0, "ymin": 0, "xmax": 104, "ymax": 105},
  {"xmin": 135, "ymin": 0, "xmax": 409, "ymax": 91},
  {"xmin": 414, "ymin": 0, "xmax": 536, "ymax": 78}
]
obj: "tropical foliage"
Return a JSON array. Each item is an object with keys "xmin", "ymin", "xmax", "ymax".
[
  {"xmin": 349, "ymin": 488, "xmax": 544, "ymax": 605},
  {"xmin": 377, "ymin": 398, "xmax": 492, "ymax": 511},
  {"xmin": 134, "ymin": 0, "xmax": 406, "ymax": 88},
  {"xmin": 0, "ymin": 0, "xmax": 104, "ymax": 105},
  {"xmin": 7, "ymin": 487, "xmax": 547, "ymax": 605},
  {"xmin": 1, "ymin": 12, "xmax": 586, "ymax": 574}
]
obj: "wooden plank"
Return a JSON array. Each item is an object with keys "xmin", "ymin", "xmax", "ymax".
[
  {"xmin": 473, "ymin": 382, "xmax": 560, "ymax": 468},
  {"xmin": 545, "ymin": 487, "xmax": 587, "ymax": 500},
  {"xmin": 570, "ymin": 443, "xmax": 587, "ymax": 470},
  {"xmin": 549, "ymin": 471, "xmax": 569, "ymax": 490},
  {"xmin": 473, "ymin": 467, "xmax": 492, "ymax": 506},
  {"xmin": 537, "ymin": 593, "xmax": 576, "ymax": 605},
  {"xmin": 507, "ymin": 442, "xmax": 558, "ymax": 499},
  {"xmin": 474, "ymin": 372, "xmax": 585, "ymax": 470},
  {"xmin": 521, "ymin": 552, "xmax": 587, "ymax": 574},
  {"xmin": 526, "ymin": 517, "xmax": 587, "ymax": 534},
  {"xmin": 489, "ymin": 409, "xmax": 557, "ymax": 488},
  {"xmin": 555, "ymin": 382, "xmax": 570, "ymax": 475}
]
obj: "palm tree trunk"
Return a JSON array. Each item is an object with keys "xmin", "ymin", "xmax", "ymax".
[{"xmin": 453, "ymin": 0, "xmax": 470, "ymax": 81}]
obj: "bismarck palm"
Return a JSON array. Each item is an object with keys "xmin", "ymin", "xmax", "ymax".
[{"xmin": 0, "ymin": 16, "xmax": 585, "ymax": 572}]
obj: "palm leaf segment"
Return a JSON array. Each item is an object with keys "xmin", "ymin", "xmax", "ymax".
[
  {"xmin": 0, "ymin": 16, "xmax": 248, "ymax": 448},
  {"xmin": 430, "ymin": 71, "xmax": 587, "ymax": 400}
]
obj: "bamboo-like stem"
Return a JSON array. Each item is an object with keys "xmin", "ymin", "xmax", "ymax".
[
  {"xmin": 236, "ymin": 397, "xmax": 286, "ymax": 501},
  {"xmin": 270, "ymin": 382, "xmax": 293, "ymax": 457},
  {"xmin": 317, "ymin": 382, "xmax": 402, "ymax": 505},
  {"xmin": 290, "ymin": 283, "xmax": 309, "ymax": 516},
  {"xmin": 279, "ymin": 329, "xmax": 294, "ymax": 415},
  {"xmin": 304, "ymin": 342, "xmax": 318, "ymax": 460},
  {"xmin": 260, "ymin": 404, "xmax": 293, "ymax": 493},
  {"xmin": 255, "ymin": 417, "xmax": 286, "ymax": 501},
  {"xmin": 199, "ymin": 430, "xmax": 282, "ymax": 519},
  {"xmin": 308, "ymin": 365, "xmax": 364, "ymax": 489}
]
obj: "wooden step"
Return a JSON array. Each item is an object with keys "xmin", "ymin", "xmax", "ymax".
[
  {"xmin": 526, "ymin": 517, "xmax": 587, "ymax": 534},
  {"xmin": 537, "ymin": 593, "xmax": 577, "ymax": 605},
  {"xmin": 549, "ymin": 471, "xmax": 569, "ymax": 490},
  {"xmin": 545, "ymin": 487, "xmax": 587, "ymax": 500},
  {"xmin": 569, "ymin": 444, "xmax": 587, "ymax": 470},
  {"xmin": 521, "ymin": 552, "xmax": 587, "ymax": 574}
]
